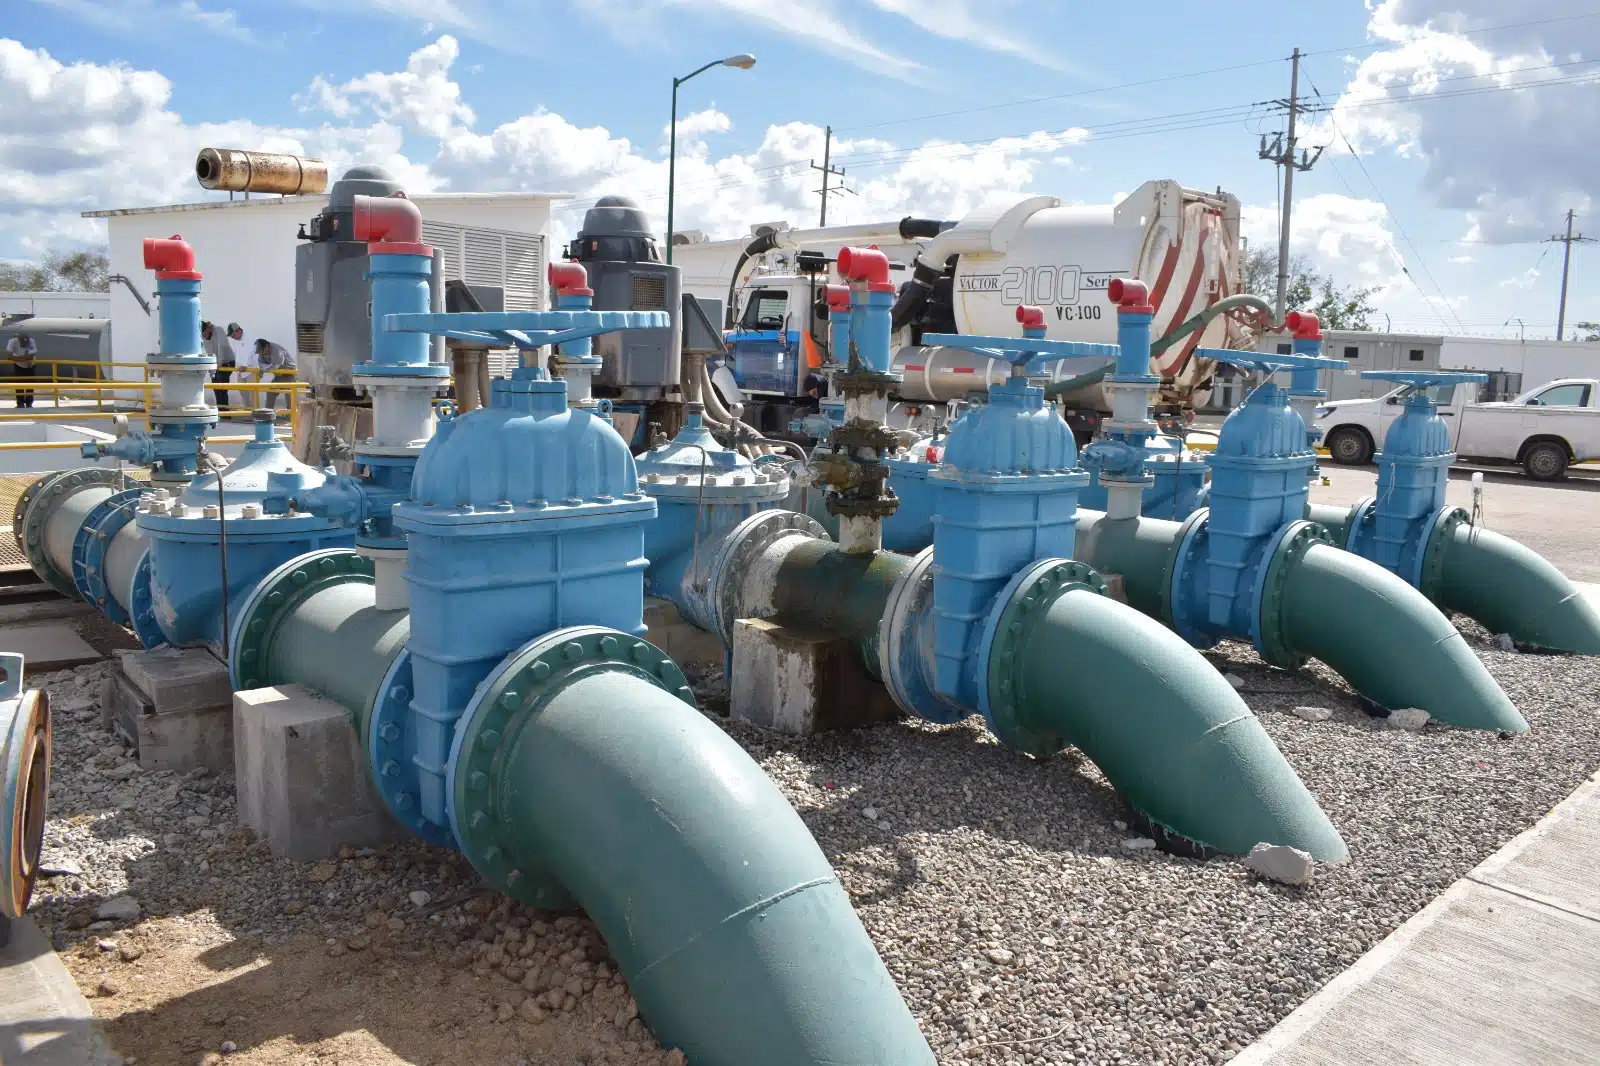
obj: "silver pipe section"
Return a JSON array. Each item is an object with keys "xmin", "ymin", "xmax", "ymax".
[
  {"xmin": 891, "ymin": 345, "xmax": 1112, "ymax": 407},
  {"xmin": 103, "ymin": 523, "xmax": 146, "ymax": 617},
  {"xmin": 42, "ymin": 486, "xmax": 114, "ymax": 579}
]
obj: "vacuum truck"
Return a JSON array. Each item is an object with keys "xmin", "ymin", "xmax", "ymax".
[{"xmin": 673, "ymin": 180, "xmax": 1252, "ymax": 441}]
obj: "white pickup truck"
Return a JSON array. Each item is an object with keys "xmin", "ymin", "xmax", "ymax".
[{"xmin": 1314, "ymin": 377, "xmax": 1600, "ymax": 481}]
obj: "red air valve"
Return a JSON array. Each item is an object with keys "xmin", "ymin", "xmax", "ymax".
[
  {"xmin": 1285, "ymin": 310, "xmax": 1323, "ymax": 340},
  {"xmin": 352, "ymin": 193, "xmax": 431, "ymax": 256},
  {"xmin": 142, "ymin": 235, "xmax": 201, "ymax": 280},
  {"xmin": 837, "ymin": 246, "xmax": 896, "ymax": 293},
  {"xmin": 1016, "ymin": 304, "xmax": 1046, "ymax": 332},
  {"xmin": 824, "ymin": 284, "xmax": 852, "ymax": 313},
  {"xmin": 549, "ymin": 262, "xmax": 594, "ymax": 297},
  {"xmin": 1107, "ymin": 277, "xmax": 1155, "ymax": 315}
]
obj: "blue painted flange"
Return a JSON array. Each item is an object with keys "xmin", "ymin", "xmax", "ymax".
[
  {"xmin": 72, "ymin": 489, "xmax": 142, "ymax": 623},
  {"xmin": 1165, "ymin": 509, "xmax": 1215, "ymax": 649},
  {"xmin": 878, "ymin": 547, "xmax": 961, "ymax": 724},
  {"xmin": 127, "ymin": 552, "xmax": 165, "ymax": 649},
  {"xmin": 368, "ymin": 648, "xmax": 453, "ymax": 848}
]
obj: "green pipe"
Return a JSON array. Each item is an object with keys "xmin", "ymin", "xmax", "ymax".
[
  {"xmin": 1043, "ymin": 363, "xmax": 1112, "ymax": 400},
  {"xmin": 1429, "ymin": 521, "xmax": 1600, "ymax": 655},
  {"xmin": 1002, "ymin": 573, "xmax": 1347, "ymax": 859},
  {"xmin": 487, "ymin": 667, "xmax": 935, "ymax": 1065},
  {"xmin": 230, "ymin": 551, "xmax": 408, "ymax": 743},
  {"xmin": 1279, "ymin": 543, "xmax": 1528, "ymax": 732},
  {"xmin": 1075, "ymin": 509, "xmax": 1526, "ymax": 733},
  {"xmin": 1151, "ymin": 294, "xmax": 1275, "ymax": 357},
  {"xmin": 1305, "ymin": 502, "xmax": 1356, "ymax": 546},
  {"xmin": 772, "ymin": 538, "xmax": 911, "ymax": 642}
]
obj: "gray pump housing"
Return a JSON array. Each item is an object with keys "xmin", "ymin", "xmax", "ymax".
[
  {"xmin": 294, "ymin": 164, "xmax": 442, "ymax": 390},
  {"xmin": 569, "ymin": 195, "xmax": 681, "ymax": 401}
]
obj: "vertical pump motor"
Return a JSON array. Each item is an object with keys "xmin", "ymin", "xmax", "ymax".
[{"xmin": 567, "ymin": 196, "xmax": 682, "ymax": 400}]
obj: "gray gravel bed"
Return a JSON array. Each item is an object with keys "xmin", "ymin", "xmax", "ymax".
[{"xmin": 24, "ymin": 623, "xmax": 1600, "ymax": 1066}]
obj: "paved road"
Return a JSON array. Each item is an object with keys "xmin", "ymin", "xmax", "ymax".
[{"xmin": 1308, "ymin": 465, "xmax": 1600, "ymax": 582}]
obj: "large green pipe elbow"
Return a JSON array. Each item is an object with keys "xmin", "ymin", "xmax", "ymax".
[
  {"xmin": 1427, "ymin": 520, "xmax": 1600, "ymax": 655},
  {"xmin": 997, "ymin": 561, "xmax": 1347, "ymax": 860},
  {"xmin": 1279, "ymin": 542, "xmax": 1527, "ymax": 732},
  {"xmin": 457, "ymin": 638, "xmax": 934, "ymax": 1066}
]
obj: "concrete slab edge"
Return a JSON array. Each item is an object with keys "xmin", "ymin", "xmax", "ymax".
[
  {"xmin": 0, "ymin": 916, "xmax": 122, "ymax": 1066},
  {"xmin": 1230, "ymin": 765, "xmax": 1600, "ymax": 1066}
]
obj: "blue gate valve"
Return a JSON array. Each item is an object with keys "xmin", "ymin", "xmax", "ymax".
[{"xmin": 1339, "ymin": 368, "xmax": 1488, "ymax": 583}]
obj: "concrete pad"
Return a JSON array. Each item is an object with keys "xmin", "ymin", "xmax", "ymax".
[
  {"xmin": 234, "ymin": 685, "xmax": 394, "ymax": 860},
  {"xmin": 644, "ymin": 596, "xmax": 724, "ymax": 670},
  {"xmin": 1234, "ymin": 769, "xmax": 1600, "ymax": 1066},
  {"xmin": 0, "ymin": 624, "xmax": 101, "ymax": 671},
  {"xmin": 731, "ymin": 617, "xmax": 899, "ymax": 735},
  {"xmin": 0, "ymin": 916, "xmax": 120, "ymax": 1066},
  {"xmin": 119, "ymin": 646, "xmax": 230, "ymax": 716}
]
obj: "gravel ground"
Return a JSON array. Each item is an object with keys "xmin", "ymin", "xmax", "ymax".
[{"xmin": 24, "ymin": 616, "xmax": 1600, "ymax": 1066}]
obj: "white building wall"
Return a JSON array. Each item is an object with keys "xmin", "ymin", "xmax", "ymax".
[
  {"xmin": 0, "ymin": 292, "xmax": 111, "ymax": 318},
  {"xmin": 93, "ymin": 194, "xmax": 559, "ymax": 387},
  {"xmin": 1441, "ymin": 336, "xmax": 1600, "ymax": 390}
]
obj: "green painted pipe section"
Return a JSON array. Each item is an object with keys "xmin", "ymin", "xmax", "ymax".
[
  {"xmin": 773, "ymin": 539, "xmax": 911, "ymax": 642},
  {"xmin": 1280, "ymin": 543, "xmax": 1528, "ymax": 732},
  {"xmin": 1431, "ymin": 522, "xmax": 1600, "ymax": 655},
  {"xmin": 1009, "ymin": 585, "xmax": 1348, "ymax": 859},
  {"xmin": 1073, "ymin": 511, "xmax": 1183, "ymax": 619},
  {"xmin": 1074, "ymin": 509, "xmax": 1526, "ymax": 733},
  {"xmin": 497, "ymin": 668, "xmax": 935, "ymax": 1066},
  {"xmin": 1305, "ymin": 502, "xmax": 1355, "ymax": 546},
  {"xmin": 1151, "ymin": 294, "xmax": 1275, "ymax": 357}
]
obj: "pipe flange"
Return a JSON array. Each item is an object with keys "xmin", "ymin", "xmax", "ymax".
[
  {"xmin": 231, "ymin": 549, "xmax": 374, "ymax": 690},
  {"xmin": 706, "ymin": 510, "xmax": 828, "ymax": 646},
  {"xmin": 72, "ymin": 490, "xmax": 142, "ymax": 623},
  {"xmin": 367, "ymin": 648, "xmax": 453, "ymax": 848},
  {"xmin": 1417, "ymin": 506, "xmax": 1471, "ymax": 603},
  {"xmin": 1256, "ymin": 520, "xmax": 1334, "ymax": 670},
  {"xmin": 447, "ymin": 626, "xmax": 695, "ymax": 909},
  {"xmin": 10, "ymin": 473, "xmax": 49, "ymax": 563},
  {"xmin": 1, "ymin": 684, "xmax": 50, "ymax": 920},
  {"xmin": 22, "ymin": 468, "xmax": 137, "ymax": 601},
  {"xmin": 1343, "ymin": 496, "xmax": 1376, "ymax": 554},
  {"xmin": 1164, "ymin": 508, "xmax": 1213, "ymax": 647},
  {"xmin": 983, "ymin": 558, "xmax": 1108, "ymax": 758},
  {"xmin": 878, "ymin": 547, "xmax": 962, "ymax": 723},
  {"xmin": 127, "ymin": 552, "xmax": 164, "ymax": 649}
]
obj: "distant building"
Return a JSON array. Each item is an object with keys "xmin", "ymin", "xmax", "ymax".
[
  {"xmin": 1257, "ymin": 328, "xmax": 1442, "ymax": 402},
  {"xmin": 83, "ymin": 189, "xmax": 570, "ymax": 383},
  {"xmin": 0, "ymin": 291, "xmax": 110, "ymax": 320}
]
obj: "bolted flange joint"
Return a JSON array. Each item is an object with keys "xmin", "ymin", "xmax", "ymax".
[
  {"xmin": 20, "ymin": 468, "xmax": 139, "ymax": 601},
  {"xmin": 1255, "ymin": 520, "xmax": 1335, "ymax": 670},
  {"xmin": 983, "ymin": 558, "xmax": 1109, "ymax": 758},
  {"xmin": 1417, "ymin": 506, "xmax": 1472, "ymax": 604},
  {"xmin": 447, "ymin": 626, "xmax": 695, "ymax": 909},
  {"xmin": 230, "ymin": 549, "xmax": 375, "ymax": 690}
]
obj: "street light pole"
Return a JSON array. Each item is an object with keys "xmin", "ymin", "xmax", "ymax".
[{"xmin": 666, "ymin": 53, "xmax": 756, "ymax": 265}]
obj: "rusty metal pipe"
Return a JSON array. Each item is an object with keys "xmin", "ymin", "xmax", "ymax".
[{"xmin": 195, "ymin": 149, "xmax": 328, "ymax": 195}]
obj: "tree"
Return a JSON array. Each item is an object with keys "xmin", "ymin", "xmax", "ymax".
[
  {"xmin": 1574, "ymin": 321, "xmax": 1600, "ymax": 342},
  {"xmin": 1242, "ymin": 244, "xmax": 1379, "ymax": 331},
  {"xmin": 0, "ymin": 248, "xmax": 111, "ymax": 293}
]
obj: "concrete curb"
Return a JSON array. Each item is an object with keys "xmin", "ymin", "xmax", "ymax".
[
  {"xmin": 1232, "ymin": 766, "xmax": 1600, "ymax": 1065},
  {"xmin": 0, "ymin": 916, "xmax": 121, "ymax": 1066}
]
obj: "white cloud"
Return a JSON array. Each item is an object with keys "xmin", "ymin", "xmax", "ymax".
[
  {"xmin": 295, "ymin": 35, "xmax": 474, "ymax": 139},
  {"xmin": 2, "ymin": 35, "xmax": 1091, "ymax": 259},
  {"xmin": 31, "ymin": 0, "xmax": 265, "ymax": 45},
  {"xmin": 1243, "ymin": 192, "xmax": 1404, "ymax": 290},
  {"xmin": 864, "ymin": 0, "xmax": 1078, "ymax": 72},
  {"xmin": 1448, "ymin": 253, "xmax": 1474, "ymax": 263},
  {"xmin": 666, "ymin": 0, "xmax": 922, "ymax": 82},
  {"xmin": 1500, "ymin": 266, "xmax": 1542, "ymax": 289},
  {"xmin": 1310, "ymin": 0, "xmax": 1600, "ymax": 244}
]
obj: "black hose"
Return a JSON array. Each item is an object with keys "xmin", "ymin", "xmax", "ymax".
[
  {"xmin": 890, "ymin": 259, "xmax": 946, "ymax": 332},
  {"xmin": 725, "ymin": 232, "xmax": 783, "ymax": 329},
  {"xmin": 897, "ymin": 217, "xmax": 956, "ymax": 240}
]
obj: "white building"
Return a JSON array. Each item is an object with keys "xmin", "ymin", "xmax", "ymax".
[
  {"xmin": 1439, "ymin": 336, "xmax": 1600, "ymax": 394},
  {"xmin": 0, "ymin": 291, "xmax": 110, "ymax": 319},
  {"xmin": 83, "ymin": 190, "xmax": 570, "ymax": 383}
]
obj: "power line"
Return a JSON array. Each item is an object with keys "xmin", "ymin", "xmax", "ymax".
[{"xmin": 1305, "ymin": 68, "xmax": 1469, "ymax": 332}]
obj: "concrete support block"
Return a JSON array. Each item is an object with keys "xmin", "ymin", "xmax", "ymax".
[
  {"xmin": 234, "ymin": 685, "xmax": 394, "ymax": 860},
  {"xmin": 111, "ymin": 647, "xmax": 234, "ymax": 772},
  {"xmin": 730, "ymin": 617, "xmax": 900, "ymax": 736},
  {"xmin": 644, "ymin": 596, "xmax": 725, "ymax": 671},
  {"xmin": 121, "ymin": 646, "xmax": 232, "ymax": 716}
]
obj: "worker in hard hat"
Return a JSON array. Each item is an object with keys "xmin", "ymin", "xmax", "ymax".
[
  {"xmin": 5, "ymin": 330, "xmax": 36, "ymax": 409},
  {"xmin": 253, "ymin": 338, "xmax": 296, "ymax": 414},
  {"xmin": 226, "ymin": 323, "xmax": 254, "ymax": 418}
]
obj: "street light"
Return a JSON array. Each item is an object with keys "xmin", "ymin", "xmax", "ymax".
[{"xmin": 666, "ymin": 53, "xmax": 757, "ymax": 265}]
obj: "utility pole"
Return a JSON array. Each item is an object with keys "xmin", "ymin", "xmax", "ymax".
[
  {"xmin": 1544, "ymin": 209, "xmax": 1595, "ymax": 340},
  {"xmin": 809, "ymin": 125, "xmax": 848, "ymax": 226},
  {"xmin": 1259, "ymin": 48, "xmax": 1325, "ymax": 321}
]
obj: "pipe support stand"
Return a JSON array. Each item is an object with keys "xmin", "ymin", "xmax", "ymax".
[{"xmin": 448, "ymin": 626, "xmax": 694, "ymax": 908}]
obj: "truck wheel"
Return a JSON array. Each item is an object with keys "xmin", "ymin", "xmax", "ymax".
[
  {"xmin": 1325, "ymin": 427, "xmax": 1373, "ymax": 466},
  {"xmin": 1522, "ymin": 441, "xmax": 1569, "ymax": 481}
]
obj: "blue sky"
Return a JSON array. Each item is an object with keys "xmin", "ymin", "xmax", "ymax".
[{"xmin": 7, "ymin": 0, "xmax": 1600, "ymax": 339}]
